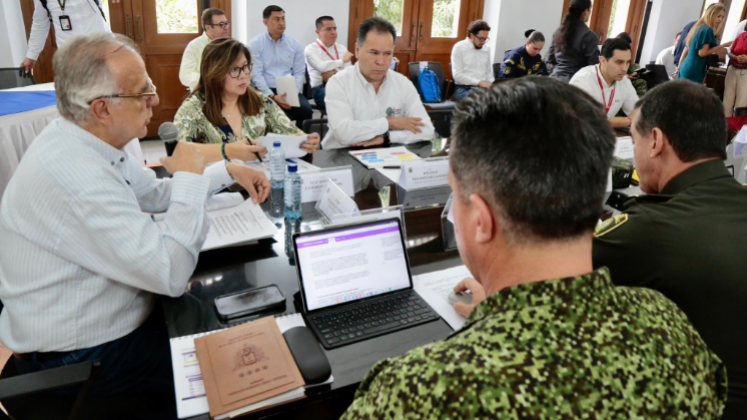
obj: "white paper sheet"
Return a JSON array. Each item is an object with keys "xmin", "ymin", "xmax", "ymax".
[
  {"xmin": 377, "ymin": 168, "xmax": 401, "ymax": 184},
  {"xmin": 151, "ymin": 193, "xmax": 245, "ymax": 222},
  {"xmin": 349, "ymin": 146, "xmax": 421, "ymax": 169},
  {"xmin": 200, "ymin": 199, "xmax": 278, "ymax": 251},
  {"xmin": 734, "ymin": 126, "xmax": 746, "ymax": 157},
  {"xmin": 258, "ymin": 133, "xmax": 308, "ymax": 159},
  {"xmin": 275, "ymin": 75, "xmax": 300, "ymax": 107},
  {"xmin": 614, "ymin": 136, "xmax": 634, "ymax": 160},
  {"xmin": 413, "ymin": 265, "xmax": 473, "ymax": 331}
]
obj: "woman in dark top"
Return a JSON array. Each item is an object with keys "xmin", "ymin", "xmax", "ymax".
[
  {"xmin": 501, "ymin": 30, "xmax": 549, "ymax": 78},
  {"xmin": 548, "ymin": 0, "xmax": 599, "ymax": 82}
]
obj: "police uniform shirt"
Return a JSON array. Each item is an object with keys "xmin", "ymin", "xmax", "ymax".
[
  {"xmin": 570, "ymin": 64, "xmax": 638, "ymax": 118},
  {"xmin": 322, "ymin": 63, "xmax": 435, "ymax": 150},
  {"xmin": 593, "ymin": 160, "xmax": 747, "ymax": 419},
  {"xmin": 502, "ymin": 45, "xmax": 548, "ymax": 78},
  {"xmin": 341, "ymin": 268, "xmax": 726, "ymax": 419}
]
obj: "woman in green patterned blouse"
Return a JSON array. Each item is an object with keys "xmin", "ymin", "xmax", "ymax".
[{"xmin": 174, "ymin": 38, "xmax": 320, "ymax": 162}]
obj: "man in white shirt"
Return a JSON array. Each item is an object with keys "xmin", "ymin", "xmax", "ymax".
[
  {"xmin": 323, "ymin": 17, "xmax": 435, "ymax": 150},
  {"xmin": 0, "ymin": 33, "xmax": 269, "ymax": 398},
  {"xmin": 304, "ymin": 16, "xmax": 354, "ymax": 112},
  {"xmin": 20, "ymin": 0, "xmax": 110, "ymax": 74},
  {"xmin": 451, "ymin": 20, "xmax": 494, "ymax": 100},
  {"xmin": 179, "ymin": 8, "xmax": 230, "ymax": 91},
  {"xmin": 570, "ymin": 37, "xmax": 638, "ymax": 128},
  {"xmin": 656, "ymin": 32, "xmax": 682, "ymax": 78}
]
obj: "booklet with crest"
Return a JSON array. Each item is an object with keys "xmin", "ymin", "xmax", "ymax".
[{"xmin": 194, "ymin": 317, "xmax": 306, "ymax": 419}]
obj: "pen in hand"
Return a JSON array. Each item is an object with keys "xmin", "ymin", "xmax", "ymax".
[{"xmin": 246, "ymin": 137, "xmax": 265, "ymax": 165}]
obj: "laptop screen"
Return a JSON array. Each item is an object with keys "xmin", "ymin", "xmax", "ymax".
[{"xmin": 294, "ymin": 220, "xmax": 412, "ymax": 312}]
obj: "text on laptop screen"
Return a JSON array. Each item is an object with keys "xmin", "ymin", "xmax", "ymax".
[{"xmin": 296, "ymin": 220, "xmax": 411, "ymax": 311}]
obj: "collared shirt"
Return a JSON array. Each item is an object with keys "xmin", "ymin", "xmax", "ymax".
[
  {"xmin": 322, "ymin": 63, "xmax": 435, "ymax": 150},
  {"xmin": 593, "ymin": 160, "xmax": 747, "ymax": 418},
  {"xmin": 0, "ymin": 118, "xmax": 233, "ymax": 352},
  {"xmin": 501, "ymin": 45, "xmax": 548, "ymax": 78},
  {"xmin": 655, "ymin": 45, "xmax": 677, "ymax": 78},
  {"xmin": 450, "ymin": 38, "xmax": 494, "ymax": 86},
  {"xmin": 570, "ymin": 64, "xmax": 637, "ymax": 118},
  {"xmin": 27, "ymin": 0, "xmax": 110, "ymax": 60},
  {"xmin": 174, "ymin": 92, "xmax": 302, "ymax": 144},
  {"xmin": 179, "ymin": 33, "xmax": 211, "ymax": 91},
  {"xmin": 341, "ymin": 268, "xmax": 727, "ymax": 419},
  {"xmin": 304, "ymin": 39, "xmax": 352, "ymax": 89},
  {"xmin": 725, "ymin": 19, "xmax": 747, "ymax": 67},
  {"xmin": 248, "ymin": 31, "xmax": 305, "ymax": 96},
  {"xmin": 548, "ymin": 20, "xmax": 600, "ymax": 82}
]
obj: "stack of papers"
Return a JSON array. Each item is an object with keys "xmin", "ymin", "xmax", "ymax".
[
  {"xmin": 349, "ymin": 146, "xmax": 421, "ymax": 169},
  {"xmin": 413, "ymin": 265, "xmax": 473, "ymax": 331}
]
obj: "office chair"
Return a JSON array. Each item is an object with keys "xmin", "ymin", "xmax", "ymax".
[
  {"xmin": 493, "ymin": 62, "xmax": 504, "ymax": 80},
  {"xmin": 0, "ymin": 68, "xmax": 36, "ymax": 90},
  {"xmin": 302, "ymin": 118, "xmax": 328, "ymax": 140},
  {"xmin": 408, "ymin": 62, "xmax": 457, "ymax": 111},
  {"xmin": 304, "ymin": 69, "xmax": 327, "ymax": 118}
]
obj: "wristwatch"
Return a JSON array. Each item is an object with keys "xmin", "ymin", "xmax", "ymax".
[{"xmin": 382, "ymin": 132, "xmax": 391, "ymax": 146}]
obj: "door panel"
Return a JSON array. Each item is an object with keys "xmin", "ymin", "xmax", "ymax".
[{"xmin": 145, "ymin": 55, "xmax": 186, "ymax": 132}]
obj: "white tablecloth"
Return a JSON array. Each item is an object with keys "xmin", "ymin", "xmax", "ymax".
[{"xmin": 0, "ymin": 83, "xmax": 145, "ymax": 201}]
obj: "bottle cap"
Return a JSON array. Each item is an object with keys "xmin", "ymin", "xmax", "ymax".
[
  {"xmin": 288, "ymin": 164, "xmax": 298, "ymax": 173},
  {"xmin": 273, "ymin": 141, "xmax": 282, "ymax": 147}
]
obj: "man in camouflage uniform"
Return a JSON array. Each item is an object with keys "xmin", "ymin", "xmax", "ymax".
[
  {"xmin": 594, "ymin": 81, "xmax": 747, "ymax": 419},
  {"xmin": 340, "ymin": 77, "xmax": 726, "ymax": 419}
]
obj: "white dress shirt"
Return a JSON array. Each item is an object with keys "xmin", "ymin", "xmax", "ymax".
[
  {"xmin": 304, "ymin": 39, "xmax": 352, "ymax": 88},
  {"xmin": 0, "ymin": 118, "xmax": 233, "ymax": 352},
  {"xmin": 655, "ymin": 46, "xmax": 677, "ymax": 78},
  {"xmin": 450, "ymin": 38, "xmax": 494, "ymax": 86},
  {"xmin": 569, "ymin": 64, "xmax": 638, "ymax": 118},
  {"xmin": 725, "ymin": 19, "xmax": 747, "ymax": 66},
  {"xmin": 26, "ymin": 0, "xmax": 110, "ymax": 61},
  {"xmin": 322, "ymin": 63, "xmax": 435, "ymax": 150},
  {"xmin": 179, "ymin": 33, "xmax": 211, "ymax": 91}
]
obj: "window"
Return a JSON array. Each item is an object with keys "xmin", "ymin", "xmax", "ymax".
[
  {"xmin": 608, "ymin": 0, "xmax": 631, "ymax": 37},
  {"xmin": 702, "ymin": 0, "xmax": 720, "ymax": 15},
  {"xmin": 156, "ymin": 0, "xmax": 199, "ymax": 34},
  {"xmin": 374, "ymin": 0, "xmax": 406, "ymax": 36},
  {"xmin": 431, "ymin": 0, "xmax": 461, "ymax": 38}
]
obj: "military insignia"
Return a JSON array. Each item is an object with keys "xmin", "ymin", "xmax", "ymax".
[
  {"xmin": 594, "ymin": 214, "xmax": 629, "ymax": 237},
  {"xmin": 533, "ymin": 63, "xmax": 541, "ymax": 70},
  {"xmin": 386, "ymin": 107, "xmax": 395, "ymax": 117},
  {"xmin": 504, "ymin": 66, "xmax": 511, "ymax": 75},
  {"xmin": 517, "ymin": 58, "xmax": 526, "ymax": 71}
]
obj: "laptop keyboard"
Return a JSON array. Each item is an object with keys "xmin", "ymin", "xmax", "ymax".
[{"xmin": 308, "ymin": 290, "xmax": 439, "ymax": 349}]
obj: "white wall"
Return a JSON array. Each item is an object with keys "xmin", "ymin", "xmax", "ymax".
[
  {"xmin": 639, "ymin": 0, "xmax": 703, "ymax": 64},
  {"xmin": 0, "ymin": 0, "xmax": 28, "ymax": 67},
  {"xmin": 234, "ymin": 0, "xmax": 349, "ymax": 49},
  {"xmin": 482, "ymin": 0, "xmax": 563, "ymax": 64}
]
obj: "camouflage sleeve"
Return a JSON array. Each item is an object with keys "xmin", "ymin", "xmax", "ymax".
[
  {"xmin": 339, "ymin": 358, "xmax": 403, "ymax": 420},
  {"xmin": 592, "ymin": 208, "xmax": 661, "ymax": 288}
]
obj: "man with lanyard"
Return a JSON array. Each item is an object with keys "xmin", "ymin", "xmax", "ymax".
[
  {"xmin": 570, "ymin": 37, "xmax": 638, "ymax": 128},
  {"xmin": 20, "ymin": 0, "xmax": 110, "ymax": 75},
  {"xmin": 304, "ymin": 15, "xmax": 354, "ymax": 112}
]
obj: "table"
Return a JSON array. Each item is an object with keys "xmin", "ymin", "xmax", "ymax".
[
  {"xmin": 0, "ymin": 83, "xmax": 145, "ymax": 201},
  {"xmin": 162, "ymin": 138, "xmax": 461, "ymax": 419}
]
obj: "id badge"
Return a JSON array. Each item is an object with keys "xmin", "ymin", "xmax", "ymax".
[{"xmin": 59, "ymin": 15, "xmax": 72, "ymax": 31}]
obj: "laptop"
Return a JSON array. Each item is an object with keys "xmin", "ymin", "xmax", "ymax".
[{"xmin": 292, "ymin": 218, "xmax": 440, "ymax": 349}]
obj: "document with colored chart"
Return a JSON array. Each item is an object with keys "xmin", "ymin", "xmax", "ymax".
[{"xmin": 348, "ymin": 146, "xmax": 421, "ymax": 169}]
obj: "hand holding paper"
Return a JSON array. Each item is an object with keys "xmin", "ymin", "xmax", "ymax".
[
  {"xmin": 275, "ymin": 75, "xmax": 300, "ymax": 107},
  {"xmin": 452, "ymin": 277, "xmax": 486, "ymax": 317},
  {"xmin": 258, "ymin": 133, "xmax": 308, "ymax": 159}
]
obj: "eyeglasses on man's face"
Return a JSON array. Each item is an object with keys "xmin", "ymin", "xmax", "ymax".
[
  {"xmin": 88, "ymin": 82, "xmax": 158, "ymax": 105},
  {"xmin": 229, "ymin": 63, "xmax": 252, "ymax": 78},
  {"xmin": 207, "ymin": 21, "xmax": 231, "ymax": 29},
  {"xmin": 474, "ymin": 36, "xmax": 489, "ymax": 42}
]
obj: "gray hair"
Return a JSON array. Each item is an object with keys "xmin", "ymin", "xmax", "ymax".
[
  {"xmin": 356, "ymin": 17, "xmax": 397, "ymax": 47},
  {"xmin": 53, "ymin": 33, "xmax": 140, "ymax": 123}
]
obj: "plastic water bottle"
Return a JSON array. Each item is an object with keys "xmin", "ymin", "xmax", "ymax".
[
  {"xmin": 284, "ymin": 164, "xmax": 302, "ymax": 219},
  {"xmin": 269, "ymin": 141, "xmax": 286, "ymax": 189}
]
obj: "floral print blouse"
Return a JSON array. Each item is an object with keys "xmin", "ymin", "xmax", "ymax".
[{"xmin": 174, "ymin": 91, "xmax": 303, "ymax": 144}]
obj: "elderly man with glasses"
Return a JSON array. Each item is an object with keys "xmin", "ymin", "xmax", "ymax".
[
  {"xmin": 179, "ymin": 7, "xmax": 231, "ymax": 91},
  {"xmin": 0, "ymin": 33, "xmax": 269, "ymax": 404}
]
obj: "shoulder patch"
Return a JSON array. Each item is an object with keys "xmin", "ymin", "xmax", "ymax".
[{"xmin": 594, "ymin": 213, "xmax": 629, "ymax": 237}]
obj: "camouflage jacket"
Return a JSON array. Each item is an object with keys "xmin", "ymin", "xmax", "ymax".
[{"xmin": 340, "ymin": 268, "xmax": 727, "ymax": 420}]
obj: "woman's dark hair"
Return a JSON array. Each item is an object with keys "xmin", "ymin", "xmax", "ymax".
[
  {"xmin": 527, "ymin": 31, "xmax": 545, "ymax": 44},
  {"xmin": 554, "ymin": 0, "xmax": 592, "ymax": 53}
]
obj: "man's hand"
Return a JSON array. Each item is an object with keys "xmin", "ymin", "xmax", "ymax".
[
  {"xmin": 321, "ymin": 70, "xmax": 337, "ymax": 83},
  {"xmin": 160, "ymin": 142, "xmax": 205, "ymax": 175},
  {"xmin": 272, "ymin": 93, "xmax": 291, "ymax": 110},
  {"xmin": 352, "ymin": 136, "xmax": 385, "ymax": 148},
  {"xmin": 452, "ymin": 277, "xmax": 487, "ymax": 318},
  {"xmin": 343, "ymin": 51, "xmax": 354, "ymax": 63},
  {"xmin": 225, "ymin": 141, "xmax": 267, "ymax": 161},
  {"xmin": 627, "ymin": 72, "xmax": 640, "ymax": 80},
  {"xmin": 386, "ymin": 117, "xmax": 425, "ymax": 134},
  {"xmin": 226, "ymin": 163, "xmax": 271, "ymax": 204},
  {"xmin": 20, "ymin": 58, "xmax": 36, "ymax": 75},
  {"xmin": 300, "ymin": 133, "xmax": 320, "ymax": 153},
  {"xmin": 477, "ymin": 81, "xmax": 492, "ymax": 88}
]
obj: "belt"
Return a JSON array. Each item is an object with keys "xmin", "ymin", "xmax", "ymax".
[{"xmin": 14, "ymin": 350, "xmax": 78, "ymax": 363}]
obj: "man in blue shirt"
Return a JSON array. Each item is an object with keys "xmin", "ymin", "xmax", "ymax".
[
  {"xmin": 249, "ymin": 5, "xmax": 312, "ymax": 130},
  {"xmin": 674, "ymin": 21, "xmax": 696, "ymax": 66}
]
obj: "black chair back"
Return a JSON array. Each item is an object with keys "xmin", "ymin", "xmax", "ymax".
[
  {"xmin": 735, "ymin": 107, "xmax": 747, "ymax": 117},
  {"xmin": 0, "ymin": 68, "xmax": 36, "ymax": 90},
  {"xmin": 642, "ymin": 64, "xmax": 670, "ymax": 90},
  {"xmin": 302, "ymin": 118, "xmax": 328, "ymax": 139},
  {"xmin": 493, "ymin": 62, "xmax": 503, "ymax": 80}
]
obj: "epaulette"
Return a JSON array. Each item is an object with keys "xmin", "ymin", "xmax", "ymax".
[{"xmin": 623, "ymin": 194, "xmax": 674, "ymax": 209}]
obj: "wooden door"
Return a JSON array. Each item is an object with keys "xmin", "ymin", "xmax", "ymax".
[
  {"xmin": 562, "ymin": 0, "xmax": 647, "ymax": 59},
  {"xmin": 348, "ymin": 0, "xmax": 484, "ymax": 79}
]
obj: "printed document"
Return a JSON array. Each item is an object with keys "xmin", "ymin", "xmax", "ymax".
[{"xmin": 413, "ymin": 265, "xmax": 473, "ymax": 330}]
